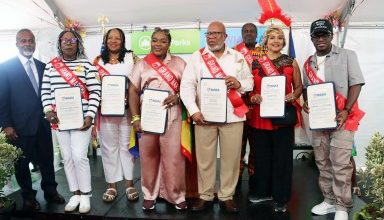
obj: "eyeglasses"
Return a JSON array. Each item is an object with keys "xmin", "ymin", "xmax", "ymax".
[
  {"xmin": 311, "ymin": 33, "xmax": 331, "ymax": 40},
  {"xmin": 205, "ymin": 31, "xmax": 224, "ymax": 37},
  {"xmin": 61, "ymin": 37, "xmax": 78, "ymax": 44}
]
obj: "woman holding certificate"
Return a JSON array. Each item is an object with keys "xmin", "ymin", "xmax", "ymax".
[
  {"xmin": 41, "ymin": 29, "xmax": 101, "ymax": 213},
  {"xmin": 93, "ymin": 28, "xmax": 139, "ymax": 203},
  {"xmin": 128, "ymin": 27, "xmax": 187, "ymax": 211},
  {"xmin": 247, "ymin": 26, "xmax": 302, "ymax": 212}
]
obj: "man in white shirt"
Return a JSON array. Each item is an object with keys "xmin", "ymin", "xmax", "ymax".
[{"xmin": 180, "ymin": 21, "xmax": 253, "ymax": 213}]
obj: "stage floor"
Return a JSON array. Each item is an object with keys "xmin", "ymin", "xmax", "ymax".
[{"xmin": 3, "ymin": 157, "xmax": 365, "ymax": 220}]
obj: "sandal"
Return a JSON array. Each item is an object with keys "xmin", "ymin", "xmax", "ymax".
[
  {"xmin": 102, "ymin": 188, "xmax": 117, "ymax": 203},
  {"xmin": 126, "ymin": 187, "xmax": 139, "ymax": 201}
]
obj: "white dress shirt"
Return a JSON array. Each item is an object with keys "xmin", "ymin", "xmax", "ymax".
[
  {"xmin": 17, "ymin": 53, "xmax": 39, "ymax": 85},
  {"xmin": 180, "ymin": 46, "xmax": 253, "ymax": 123}
]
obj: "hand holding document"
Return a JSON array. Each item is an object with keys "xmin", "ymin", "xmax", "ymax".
[
  {"xmin": 260, "ymin": 75, "xmax": 286, "ymax": 118},
  {"xmin": 307, "ymin": 82, "xmax": 337, "ymax": 130},
  {"xmin": 101, "ymin": 75, "xmax": 127, "ymax": 116},
  {"xmin": 141, "ymin": 89, "xmax": 169, "ymax": 134},
  {"xmin": 54, "ymin": 87, "xmax": 84, "ymax": 131},
  {"xmin": 200, "ymin": 78, "xmax": 227, "ymax": 123}
]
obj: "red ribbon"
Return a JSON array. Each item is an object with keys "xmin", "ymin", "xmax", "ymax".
[
  {"xmin": 199, "ymin": 48, "xmax": 248, "ymax": 118},
  {"xmin": 235, "ymin": 42, "xmax": 254, "ymax": 66}
]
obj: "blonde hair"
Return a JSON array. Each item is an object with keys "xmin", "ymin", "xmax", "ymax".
[{"xmin": 262, "ymin": 26, "xmax": 286, "ymax": 48}]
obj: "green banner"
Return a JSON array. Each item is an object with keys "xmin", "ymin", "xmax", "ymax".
[{"xmin": 131, "ymin": 29, "xmax": 200, "ymax": 55}]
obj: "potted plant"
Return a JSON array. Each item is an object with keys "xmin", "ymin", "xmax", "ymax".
[
  {"xmin": 354, "ymin": 132, "xmax": 384, "ymax": 220},
  {"xmin": 0, "ymin": 129, "xmax": 23, "ymax": 213}
]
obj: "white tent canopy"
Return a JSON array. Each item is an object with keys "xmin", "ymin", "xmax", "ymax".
[{"xmin": 0, "ymin": 0, "xmax": 383, "ymax": 168}]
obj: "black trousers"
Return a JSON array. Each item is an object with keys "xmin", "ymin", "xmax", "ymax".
[
  {"xmin": 249, "ymin": 126, "xmax": 294, "ymax": 205},
  {"xmin": 11, "ymin": 119, "xmax": 58, "ymax": 200}
]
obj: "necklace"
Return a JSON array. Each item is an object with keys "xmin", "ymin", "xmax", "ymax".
[{"xmin": 316, "ymin": 57, "xmax": 326, "ymax": 70}]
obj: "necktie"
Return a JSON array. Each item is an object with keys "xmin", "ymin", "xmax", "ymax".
[{"xmin": 26, "ymin": 60, "xmax": 38, "ymax": 95}]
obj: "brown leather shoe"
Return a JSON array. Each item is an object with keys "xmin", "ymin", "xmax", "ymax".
[
  {"xmin": 191, "ymin": 198, "xmax": 213, "ymax": 211},
  {"xmin": 219, "ymin": 199, "xmax": 239, "ymax": 213}
]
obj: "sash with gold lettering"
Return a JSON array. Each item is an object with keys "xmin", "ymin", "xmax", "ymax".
[
  {"xmin": 93, "ymin": 56, "xmax": 110, "ymax": 79},
  {"xmin": 304, "ymin": 56, "xmax": 364, "ymax": 131},
  {"xmin": 144, "ymin": 53, "xmax": 192, "ymax": 161},
  {"xmin": 144, "ymin": 53, "xmax": 179, "ymax": 92},
  {"xmin": 199, "ymin": 48, "xmax": 248, "ymax": 117},
  {"xmin": 235, "ymin": 42, "xmax": 254, "ymax": 66},
  {"xmin": 257, "ymin": 55, "xmax": 280, "ymax": 76},
  {"xmin": 51, "ymin": 57, "xmax": 89, "ymax": 100}
]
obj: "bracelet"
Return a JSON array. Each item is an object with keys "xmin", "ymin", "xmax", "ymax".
[{"xmin": 131, "ymin": 115, "xmax": 141, "ymax": 124}]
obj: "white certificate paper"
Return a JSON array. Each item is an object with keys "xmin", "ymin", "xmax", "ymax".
[
  {"xmin": 141, "ymin": 89, "xmax": 169, "ymax": 134},
  {"xmin": 307, "ymin": 82, "xmax": 337, "ymax": 130},
  {"xmin": 200, "ymin": 78, "xmax": 227, "ymax": 123},
  {"xmin": 260, "ymin": 75, "xmax": 286, "ymax": 118},
  {"xmin": 54, "ymin": 87, "xmax": 84, "ymax": 131},
  {"xmin": 101, "ymin": 75, "xmax": 127, "ymax": 116}
]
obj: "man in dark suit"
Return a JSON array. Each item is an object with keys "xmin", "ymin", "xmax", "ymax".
[{"xmin": 0, "ymin": 29, "xmax": 65, "ymax": 210}]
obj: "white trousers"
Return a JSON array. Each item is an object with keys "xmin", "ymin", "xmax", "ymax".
[
  {"xmin": 55, "ymin": 129, "xmax": 92, "ymax": 193},
  {"xmin": 99, "ymin": 115, "xmax": 134, "ymax": 183}
]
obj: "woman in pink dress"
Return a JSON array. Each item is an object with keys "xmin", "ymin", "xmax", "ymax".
[{"xmin": 128, "ymin": 27, "xmax": 187, "ymax": 211}]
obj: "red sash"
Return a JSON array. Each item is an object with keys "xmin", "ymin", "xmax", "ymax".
[
  {"xmin": 144, "ymin": 53, "xmax": 179, "ymax": 93},
  {"xmin": 51, "ymin": 57, "xmax": 89, "ymax": 100},
  {"xmin": 257, "ymin": 56, "xmax": 280, "ymax": 76},
  {"xmin": 235, "ymin": 42, "xmax": 254, "ymax": 66},
  {"xmin": 93, "ymin": 56, "xmax": 111, "ymax": 79},
  {"xmin": 199, "ymin": 48, "xmax": 248, "ymax": 117},
  {"xmin": 92, "ymin": 56, "xmax": 111, "ymax": 131},
  {"xmin": 304, "ymin": 57, "xmax": 365, "ymax": 131}
]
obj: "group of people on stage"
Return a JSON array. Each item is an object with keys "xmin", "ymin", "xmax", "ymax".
[{"xmin": 0, "ymin": 18, "xmax": 364, "ymax": 220}]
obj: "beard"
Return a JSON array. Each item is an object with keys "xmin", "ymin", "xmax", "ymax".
[
  {"xmin": 21, "ymin": 48, "xmax": 34, "ymax": 57},
  {"xmin": 208, "ymin": 42, "xmax": 225, "ymax": 52}
]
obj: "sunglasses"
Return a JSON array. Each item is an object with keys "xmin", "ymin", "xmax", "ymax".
[
  {"xmin": 154, "ymin": 27, "xmax": 170, "ymax": 34},
  {"xmin": 61, "ymin": 37, "xmax": 78, "ymax": 44}
]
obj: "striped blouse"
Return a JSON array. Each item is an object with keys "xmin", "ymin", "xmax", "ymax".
[{"xmin": 41, "ymin": 58, "xmax": 101, "ymax": 119}]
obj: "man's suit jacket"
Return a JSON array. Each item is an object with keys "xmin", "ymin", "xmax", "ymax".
[{"xmin": 0, "ymin": 56, "xmax": 49, "ymax": 136}]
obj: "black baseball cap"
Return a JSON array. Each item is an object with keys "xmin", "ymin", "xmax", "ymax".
[{"xmin": 310, "ymin": 19, "xmax": 333, "ymax": 36}]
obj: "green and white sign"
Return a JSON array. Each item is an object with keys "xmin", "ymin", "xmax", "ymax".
[{"xmin": 131, "ymin": 29, "xmax": 200, "ymax": 55}]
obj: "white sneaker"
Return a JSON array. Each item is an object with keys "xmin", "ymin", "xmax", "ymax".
[
  {"xmin": 64, "ymin": 195, "xmax": 80, "ymax": 212},
  {"xmin": 79, "ymin": 194, "xmax": 91, "ymax": 214},
  {"xmin": 311, "ymin": 201, "xmax": 336, "ymax": 215},
  {"xmin": 334, "ymin": 210, "xmax": 348, "ymax": 220}
]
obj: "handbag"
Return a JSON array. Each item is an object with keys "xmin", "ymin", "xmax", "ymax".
[{"xmin": 271, "ymin": 105, "xmax": 297, "ymax": 125}]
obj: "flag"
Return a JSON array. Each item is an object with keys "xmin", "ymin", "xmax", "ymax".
[
  {"xmin": 181, "ymin": 104, "xmax": 193, "ymax": 162},
  {"xmin": 288, "ymin": 27, "xmax": 296, "ymax": 59},
  {"xmin": 128, "ymin": 129, "xmax": 140, "ymax": 159}
]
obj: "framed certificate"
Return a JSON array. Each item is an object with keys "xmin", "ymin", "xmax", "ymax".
[
  {"xmin": 307, "ymin": 82, "xmax": 337, "ymax": 130},
  {"xmin": 200, "ymin": 78, "xmax": 227, "ymax": 123},
  {"xmin": 101, "ymin": 75, "xmax": 127, "ymax": 116},
  {"xmin": 141, "ymin": 88, "xmax": 169, "ymax": 134},
  {"xmin": 54, "ymin": 87, "xmax": 84, "ymax": 131},
  {"xmin": 260, "ymin": 75, "xmax": 286, "ymax": 118}
]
